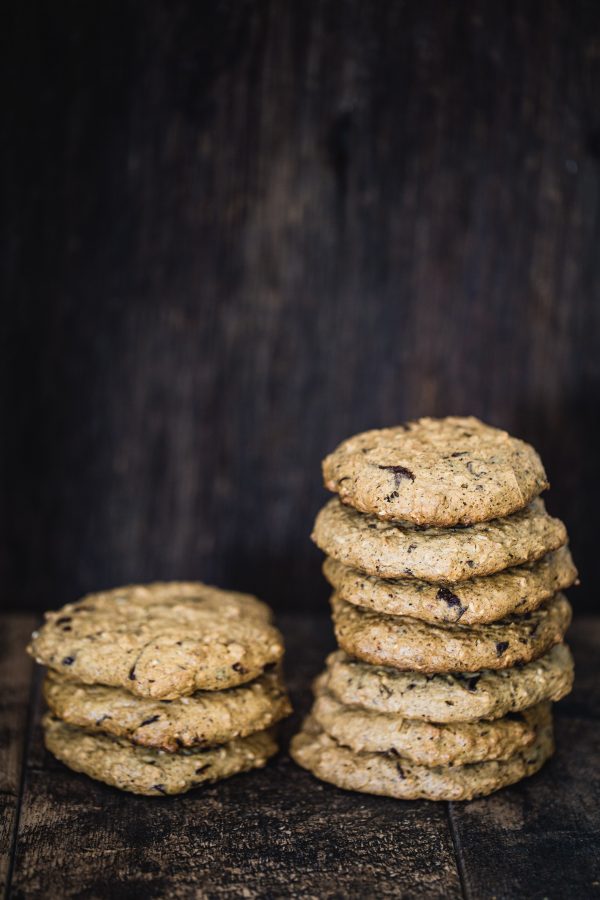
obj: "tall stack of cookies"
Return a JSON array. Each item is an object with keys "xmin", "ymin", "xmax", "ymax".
[
  {"xmin": 29, "ymin": 582, "xmax": 291, "ymax": 795},
  {"xmin": 292, "ymin": 417, "xmax": 576, "ymax": 801}
]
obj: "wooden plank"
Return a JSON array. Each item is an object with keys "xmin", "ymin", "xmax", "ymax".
[
  {"xmin": 0, "ymin": 615, "xmax": 36, "ymax": 895},
  {"xmin": 9, "ymin": 615, "xmax": 462, "ymax": 899},
  {"xmin": 448, "ymin": 617, "xmax": 600, "ymax": 900}
]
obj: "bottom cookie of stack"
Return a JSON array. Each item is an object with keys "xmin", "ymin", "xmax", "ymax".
[{"xmin": 44, "ymin": 714, "xmax": 278, "ymax": 796}]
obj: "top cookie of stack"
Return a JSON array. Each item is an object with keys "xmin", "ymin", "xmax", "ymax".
[
  {"xmin": 321, "ymin": 416, "xmax": 549, "ymax": 526},
  {"xmin": 291, "ymin": 417, "xmax": 576, "ymax": 801},
  {"xmin": 29, "ymin": 582, "xmax": 291, "ymax": 795}
]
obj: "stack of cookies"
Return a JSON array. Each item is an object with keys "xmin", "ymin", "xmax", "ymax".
[
  {"xmin": 291, "ymin": 417, "xmax": 576, "ymax": 801},
  {"xmin": 29, "ymin": 582, "xmax": 291, "ymax": 795}
]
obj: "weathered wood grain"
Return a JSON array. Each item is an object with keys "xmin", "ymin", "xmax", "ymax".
[
  {"xmin": 0, "ymin": 616, "xmax": 36, "ymax": 896},
  {"xmin": 1, "ymin": 0, "xmax": 600, "ymax": 617},
  {"xmin": 448, "ymin": 617, "xmax": 600, "ymax": 900},
  {"xmin": 5, "ymin": 614, "xmax": 600, "ymax": 898},
  {"xmin": 8, "ymin": 615, "xmax": 463, "ymax": 900}
]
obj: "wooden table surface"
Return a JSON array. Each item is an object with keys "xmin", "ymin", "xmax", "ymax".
[{"xmin": 1, "ymin": 613, "xmax": 599, "ymax": 899}]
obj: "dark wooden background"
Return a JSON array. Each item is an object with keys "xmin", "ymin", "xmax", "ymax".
[{"xmin": 1, "ymin": 0, "xmax": 599, "ymax": 615}]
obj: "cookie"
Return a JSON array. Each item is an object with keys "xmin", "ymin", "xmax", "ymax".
[
  {"xmin": 322, "ymin": 416, "xmax": 548, "ymax": 525},
  {"xmin": 44, "ymin": 668, "xmax": 292, "ymax": 752},
  {"xmin": 290, "ymin": 715, "xmax": 553, "ymax": 801},
  {"xmin": 29, "ymin": 582, "xmax": 285, "ymax": 699},
  {"xmin": 323, "ymin": 644, "xmax": 574, "ymax": 723},
  {"xmin": 323, "ymin": 546, "xmax": 577, "ymax": 625},
  {"xmin": 331, "ymin": 592, "xmax": 571, "ymax": 673},
  {"xmin": 312, "ymin": 497, "xmax": 567, "ymax": 582},
  {"xmin": 43, "ymin": 714, "xmax": 278, "ymax": 795},
  {"xmin": 311, "ymin": 680, "xmax": 549, "ymax": 766}
]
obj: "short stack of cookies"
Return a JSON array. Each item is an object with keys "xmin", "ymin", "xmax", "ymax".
[
  {"xmin": 291, "ymin": 417, "xmax": 576, "ymax": 801},
  {"xmin": 29, "ymin": 582, "xmax": 291, "ymax": 796}
]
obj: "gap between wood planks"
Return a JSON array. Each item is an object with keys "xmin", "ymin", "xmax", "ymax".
[
  {"xmin": 447, "ymin": 803, "xmax": 471, "ymax": 900},
  {"xmin": 4, "ymin": 672, "xmax": 38, "ymax": 900},
  {"xmin": 1, "ymin": 616, "xmax": 38, "ymax": 900}
]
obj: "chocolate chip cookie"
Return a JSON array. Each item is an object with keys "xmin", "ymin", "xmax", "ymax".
[
  {"xmin": 323, "ymin": 645, "xmax": 574, "ymax": 722},
  {"xmin": 311, "ymin": 686, "xmax": 550, "ymax": 766},
  {"xmin": 44, "ymin": 668, "xmax": 291, "ymax": 752},
  {"xmin": 29, "ymin": 582, "xmax": 285, "ymax": 699},
  {"xmin": 323, "ymin": 546, "xmax": 577, "ymax": 625},
  {"xmin": 43, "ymin": 713, "xmax": 278, "ymax": 796},
  {"xmin": 323, "ymin": 417, "xmax": 548, "ymax": 525},
  {"xmin": 313, "ymin": 497, "xmax": 566, "ymax": 582},
  {"xmin": 331, "ymin": 592, "xmax": 571, "ymax": 673},
  {"xmin": 290, "ymin": 714, "xmax": 553, "ymax": 801}
]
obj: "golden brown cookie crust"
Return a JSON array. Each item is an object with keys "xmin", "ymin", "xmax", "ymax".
[
  {"xmin": 44, "ymin": 669, "xmax": 292, "ymax": 751},
  {"xmin": 43, "ymin": 714, "xmax": 278, "ymax": 795},
  {"xmin": 331, "ymin": 592, "xmax": 571, "ymax": 673},
  {"xmin": 323, "ymin": 547, "xmax": 577, "ymax": 625},
  {"xmin": 290, "ymin": 715, "xmax": 554, "ymax": 801},
  {"xmin": 323, "ymin": 645, "xmax": 574, "ymax": 722},
  {"xmin": 311, "ymin": 681, "xmax": 549, "ymax": 766},
  {"xmin": 313, "ymin": 497, "xmax": 567, "ymax": 582},
  {"xmin": 29, "ymin": 582, "xmax": 285, "ymax": 699},
  {"xmin": 322, "ymin": 417, "xmax": 548, "ymax": 525}
]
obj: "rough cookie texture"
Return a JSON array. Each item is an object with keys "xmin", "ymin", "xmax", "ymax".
[
  {"xmin": 43, "ymin": 714, "xmax": 278, "ymax": 795},
  {"xmin": 29, "ymin": 582, "xmax": 285, "ymax": 699},
  {"xmin": 290, "ymin": 715, "xmax": 554, "ymax": 801},
  {"xmin": 322, "ymin": 417, "xmax": 548, "ymax": 525},
  {"xmin": 311, "ymin": 684, "xmax": 550, "ymax": 766},
  {"xmin": 323, "ymin": 547, "xmax": 577, "ymax": 625},
  {"xmin": 312, "ymin": 497, "xmax": 567, "ymax": 582},
  {"xmin": 44, "ymin": 669, "xmax": 292, "ymax": 752},
  {"xmin": 323, "ymin": 645, "xmax": 574, "ymax": 722},
  {"xmin": 331, "ymin": 593, "xmax": 571, "ymax": 673}
]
